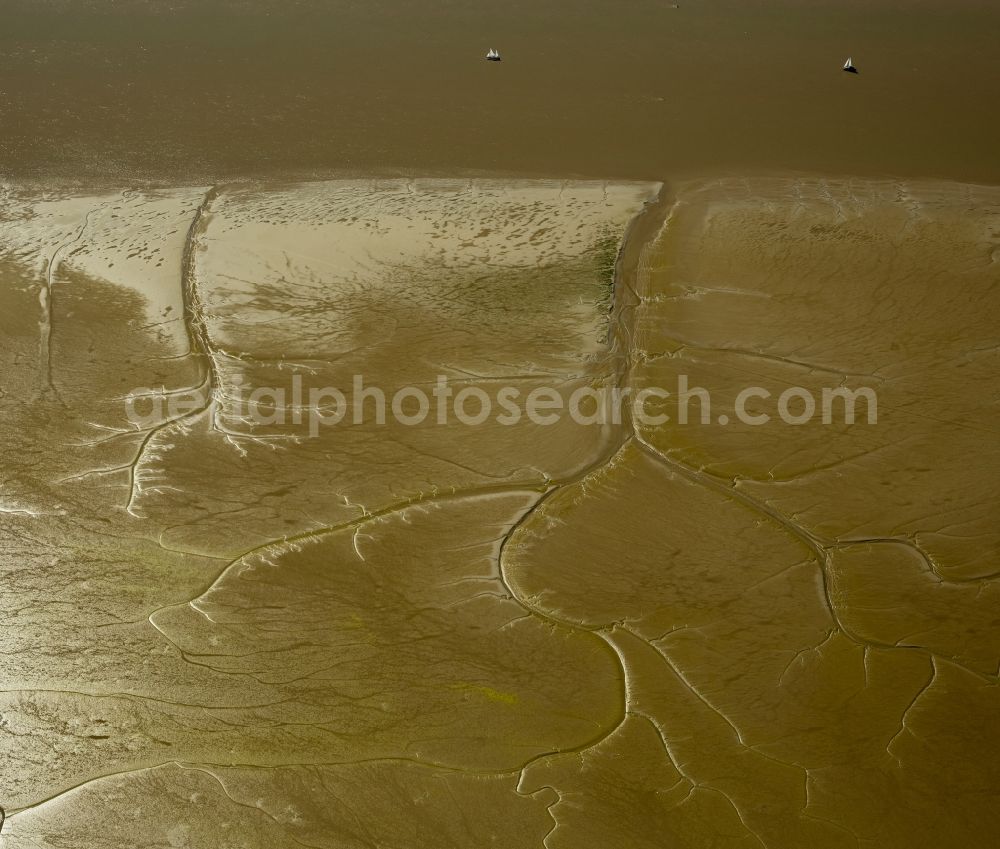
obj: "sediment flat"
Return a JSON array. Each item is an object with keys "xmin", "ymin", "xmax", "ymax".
[{"xmin": 0, "ymin": 176, "xmax": 997, "ymax": 848}]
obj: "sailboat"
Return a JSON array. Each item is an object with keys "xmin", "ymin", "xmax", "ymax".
[
  {"xmin": 843, "ymin": 57, "xmax": 858, "ymax": 74},
  {"xmin": 486, "ymin": 48, "xmax": 501, "ymax": 62}
]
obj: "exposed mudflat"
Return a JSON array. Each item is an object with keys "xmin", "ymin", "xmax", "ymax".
[{"xmin": 1, "ymin": 177, "xmax": 998, "ymax": 847}]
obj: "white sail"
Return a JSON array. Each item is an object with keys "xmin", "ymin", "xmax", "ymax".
[{"xmin": 844, "ymin": 57, "xmax": 853, "ymax": 68}]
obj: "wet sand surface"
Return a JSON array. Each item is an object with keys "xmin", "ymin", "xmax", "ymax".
[
  {"xmin": 2, "ymin": 0, "xmax": 1000, "ymax": 844},
  {"xmin": 1, "ymin": 176, "xmax": 998, "ymax": 847}
]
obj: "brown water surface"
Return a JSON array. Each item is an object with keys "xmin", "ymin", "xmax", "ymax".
[{"xmin": 1, "ymin": 0, "xmax": 998, "ymax": 183}]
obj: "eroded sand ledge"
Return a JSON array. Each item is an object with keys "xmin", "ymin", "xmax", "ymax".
[{"xmin": 0, "ymin": 177, "xmax": 997, "ymax": 848}]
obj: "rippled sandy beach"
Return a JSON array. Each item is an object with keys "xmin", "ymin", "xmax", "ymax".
[{"xmin": 1, "ymin": 175, "xmax": 998, "ymax": 847}]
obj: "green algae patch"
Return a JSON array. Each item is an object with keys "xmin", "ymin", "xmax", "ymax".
[{"xmin": 451, "ymin": 683, "xmax": 520, "ymax": 706}]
